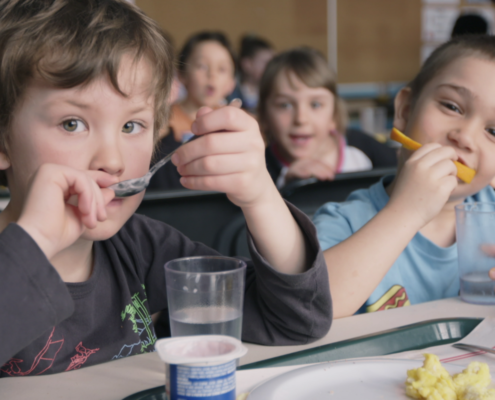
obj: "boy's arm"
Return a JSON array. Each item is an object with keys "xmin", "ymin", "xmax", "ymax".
[
  {"xmin": 0, "ymin": 223, "xmax": 74, "ymax": 366},
  {"xmin": 172, "ymin": 107, "xmax": 310, "ymax": 275},
  {"xmin": 321, "ymin": 144, "xmax": 458, "ymax": 318}
]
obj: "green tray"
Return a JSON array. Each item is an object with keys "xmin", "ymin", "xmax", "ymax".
[
  {"xmin": 123, "ymin": 317, "xmax": 482, "ymax": 399},
  {"xmin": 238, "ymin": 317, "xmax": 482, "ymax": 370}
]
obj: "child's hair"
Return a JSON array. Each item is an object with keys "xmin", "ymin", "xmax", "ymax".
[
  {"xmin": 0, "ymin": 0, "xmax": 173, "ymax": 186},
  {"xmin": 258, "ymin": 47, "xmax": 347, "ymax": 135},
  {"xmin": 408, "ymin": 35, "xmax": 495, "ymax": 108},
  {"xmin": 177, "ymin": 31, "xmax": 237, "ymax": 75},
  {"xmin": 239, "ymin": 35, "xmax": 272, "ymax": 60},
  {"xmin": 239, "ymin": 34, "xmax": 273, "ymax": 82}
]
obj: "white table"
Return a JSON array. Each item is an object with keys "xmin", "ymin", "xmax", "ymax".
[{"xmin": 1, "ymin": 297, "xmax": 493, "ymax": 399}]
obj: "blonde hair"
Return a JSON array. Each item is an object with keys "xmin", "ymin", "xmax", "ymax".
[
  {"xmin": 0, "ymin": 0, "xmax": 173, "ymax": 186},
  {"xmin": 258, "ymin": 46, "xmax": 347, "ymax": 136}
]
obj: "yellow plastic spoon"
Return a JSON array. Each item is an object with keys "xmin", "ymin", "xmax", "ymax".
[{"xmin": 390, "ymin": 127, "xmax": 476, "ymax": 184}]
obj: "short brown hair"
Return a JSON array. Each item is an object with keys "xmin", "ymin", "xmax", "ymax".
[
  {"xmin": 178, "ymin": 31, "xmax": 237, "ymax": 75},
  {"xmin": 258, "ymin": 46, "xmax": 347, "ymax": 136},
  {"xmin": 0, "ymin": 0, "xmax": 173, "ymax": 186},
  {"xmin": 409, "ymin": 35, "xmax": 495, "ymax": 107}
]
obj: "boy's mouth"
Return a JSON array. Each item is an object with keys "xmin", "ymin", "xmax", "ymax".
[
  {"xmin": 456, "ymin": 155, "xmax": 469, "ymax": 168},
  {"xmin": 289, "ymin": 133, "xmax": 313, "ymax": 146},
  {"xmin": 205, "ymin": 85, "xmax": 215, "ymax": 97}
]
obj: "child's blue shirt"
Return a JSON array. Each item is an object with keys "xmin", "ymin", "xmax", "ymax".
[{"xmin": 313, "ymin": 175, "xmax": 495, "ymax": 313}]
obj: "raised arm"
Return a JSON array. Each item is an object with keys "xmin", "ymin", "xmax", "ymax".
[
  {"xmin": 172, "ymin": 106, "xmax": 310, "ymax": 274},
  {"xmin": 319, "ymin": 144, "xmax": 458, "ymax": 318}
]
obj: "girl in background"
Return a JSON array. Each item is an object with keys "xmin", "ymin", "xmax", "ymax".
[{"xmin": 258, "ymin": 47, "xmax": 373, "ymax": 188}]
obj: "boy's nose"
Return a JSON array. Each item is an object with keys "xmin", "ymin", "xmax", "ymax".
[
  {"xmin": 447, "ymin": 123, "xmax": 476, "ymax": 152},
  {"xmin": 90, "ymin": 138, "xmax": 125, "ymax": 176},
  {"xmin": 294, "ymin": 104, "xmax": 308, "ymax": 125}
]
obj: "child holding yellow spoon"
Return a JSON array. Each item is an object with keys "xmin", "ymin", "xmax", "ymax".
[{"xmin": 314, "ymin": 36, "xmax": 495, "ymax": 318}]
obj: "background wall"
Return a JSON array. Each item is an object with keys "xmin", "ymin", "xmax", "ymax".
[
  {"xmin": 135, "ymin": 0, "xmax": 327, "ymax": 59},
  {"xmin": 135, "ymin": 0, "xmax": 494, "ymax": 85}
]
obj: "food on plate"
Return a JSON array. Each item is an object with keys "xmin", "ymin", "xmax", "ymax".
[
  {"xmin": 390, "ymin": 127, "xmax": 476, "ymax": 184},
  {"xmin": 405, "ymin": 353, "xmax": 495, "ymax": 400}
]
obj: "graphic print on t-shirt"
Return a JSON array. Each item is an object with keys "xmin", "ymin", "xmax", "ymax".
[
  {"xmin": 112, "ymin": 289, "xmax": 157, "ymax": 359},
  {"xmin": 0, "ymin": 327, "xmax": 99, "ymax": 376},
  {"xmin": 66, "ymin": 342, "xmax": 100, "ymax": 371},
  {"xmin": 366, "ymin": 285, "xmax": 410, "ymax": 313}
]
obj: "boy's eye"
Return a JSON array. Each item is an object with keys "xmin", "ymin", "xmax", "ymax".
[
  {"xmin": 311, "ymin": 101, "xmax": 323, "ymax": 109},
  {"xmin": 62, "ymin": 119, "xmax": 86, "ymax": 133},
  {"xmin": 276, "ymin": 102, "xmax": 292, "ymax": 110},
  {"xmin": 441, "ymin": 102, "xmax": 461, "ymax": 114},
  {"xmin": 122, "ymin": 121, "xmax": 143, "ymax": 134},
  {"xmin": 486, "ymin": 127, "xmax": 495, "ymax": 136}
]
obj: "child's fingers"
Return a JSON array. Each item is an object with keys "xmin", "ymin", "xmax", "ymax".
[
  {"xmin": 177, "ymin": 153, "xmax": 258, "ymax": 177},
  {"xmin": 192, "ymin": 106, "xmax": 256, "ymax": 136},
  {"xmin": 429, "ymin": 158, "xmax": 459, "ymax": 180},
  {"xmin": 406, "ymin": 143, "xmax": 443, "ymax": 161},
  {"xmin": 92, "ymin": 179, "xmax": 108, "ymax": 222},
  {"xmin": 408, "ymin": 145, "xmax": 458, "ymax": 168},
  {"xmin": 195, "ymin": 106, "xmax": 214, "ymax": 120},
  {"xmin": 181, "ymin": 173, "xmax": 245, "ymax": 194},
  {"xmin": 173, "ymin": 131, "xmax": 256, "ymax": 166},
  {"xmin": 87, "ymin": 170, "xmax": 120, "ymax": 188}
]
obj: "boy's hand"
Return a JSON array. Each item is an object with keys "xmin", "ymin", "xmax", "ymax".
[
  {"xmin": 286, "ymin": 159, "xmax": 335, "ymax": 182},
  {"xmin": 387, "ymin": 143, "xmax": 458, "ymax": 227},
  {"xmin": 17, "ymin": 164, "xmax": 116, "ymax": 259},
  {"xmin": 172, "ymin": 106, "xmax": 275, "ymax": 208}
]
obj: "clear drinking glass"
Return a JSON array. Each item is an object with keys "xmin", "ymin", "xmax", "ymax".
[
  {"xmin": 456, "ymin": 202, "xmax": 495, "ymax": 304},
  {"xmin": 165, "ymin": 256, "xmax": 246, "ymax": 339}
]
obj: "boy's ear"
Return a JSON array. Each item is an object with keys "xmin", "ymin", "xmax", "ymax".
[
  {"xmin": 0, "ymin": 151, "xmax": 10, "ymax": 170},
  {"xmin": 393, "ymin": 87, "xmax": 413, "ymax": 132}
]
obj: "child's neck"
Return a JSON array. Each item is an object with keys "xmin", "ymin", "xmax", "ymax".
[
  {"xmin": 0, "ymin": 201, "xmax": 94, "ymax": 282},
  {"xmin": 50, "ymin": 239, "xmax": 95, "ymax": 282}
]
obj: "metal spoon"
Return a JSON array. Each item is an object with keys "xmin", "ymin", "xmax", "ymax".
[
  {"xmin": 109, "ymin": 98, "xmax": 242, "ymax": 198},
  {"xmin": 109, "ymin": 135, "xmax": 197, "ymax": 197},
  {"xmin": 453, "ymin": 343, "xmax": 495, "ymax": 355}
]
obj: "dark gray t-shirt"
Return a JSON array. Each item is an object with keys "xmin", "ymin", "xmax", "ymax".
[{"xmin": 0, "ymin": 204, "xmax": 332, "ymax": 376}]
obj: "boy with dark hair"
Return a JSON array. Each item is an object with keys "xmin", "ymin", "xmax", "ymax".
[{"xmin": 0, "ymin": 0, "xmax": 331, "ymax": 376}]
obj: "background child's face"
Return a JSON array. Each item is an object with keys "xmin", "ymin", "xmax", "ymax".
[
  {"xmin": 180, "ymin": 40, "xmax": 235, "ymax": 108},
  {"xmin": 395, "ymin": 56, "xmax": 495, "ymax": 200},
  {"xmin": 266, "ymin": 71, "xmax": 336, "ymax": 163},
  {"xmin": 241, "ymin": 49, "xmax": 274, "ymax": 84},
  {"xmin": 4, "ymin": 56, "xmax": 155, "ymax": 240}
]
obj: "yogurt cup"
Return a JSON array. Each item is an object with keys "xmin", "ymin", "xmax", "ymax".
[{"xmin": 155, "ymin": 335, "xmax": 248, "ymax": 400}]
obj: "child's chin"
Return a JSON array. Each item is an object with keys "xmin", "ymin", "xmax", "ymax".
[{"xmin": 81, "ymin": 221, "xmax": 123, "ymax": 241}]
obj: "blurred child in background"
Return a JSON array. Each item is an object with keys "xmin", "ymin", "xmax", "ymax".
[
  {"xmin": 171, "ymin": 31, "xmax": 236, "ymax": 142},
  {"xmin": 258, "ymin": 47, "xmax": 373, "ymax": 188},
  {"xmin": 230, "ymin": 35, "xmax": 274, "ymax": 115},
  {"xmin": 148, "ymin": 31, "xmax": 236, "ymax": 191}
]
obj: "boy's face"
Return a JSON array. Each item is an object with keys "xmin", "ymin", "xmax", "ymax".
[
  {"xmin": 395, "ymin": 56, "xmax": 495, "ymax": 201},
  {"xmin": 180, "ymin": 40, "xmax": 235, "ymax": 109},
  {"xmin": 266, "ymin": 71, "xmax": 336, "ymax": 163},
  {"xmin": 4, "ymin": 56, "xmax": 155, "ymax": 241}
]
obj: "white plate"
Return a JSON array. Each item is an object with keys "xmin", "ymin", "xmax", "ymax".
[{"xmin": 248, "ymin": 358, "xmax": 463, "ymax": 400}]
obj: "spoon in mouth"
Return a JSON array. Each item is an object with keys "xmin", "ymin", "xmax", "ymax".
[
  {"xmin": 109, "ymin": 135, "xmax": 198, "ymax": 197},
  {"xmin": 109, "ymin": 98, "xmax": 243, "ymax": 198}
]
